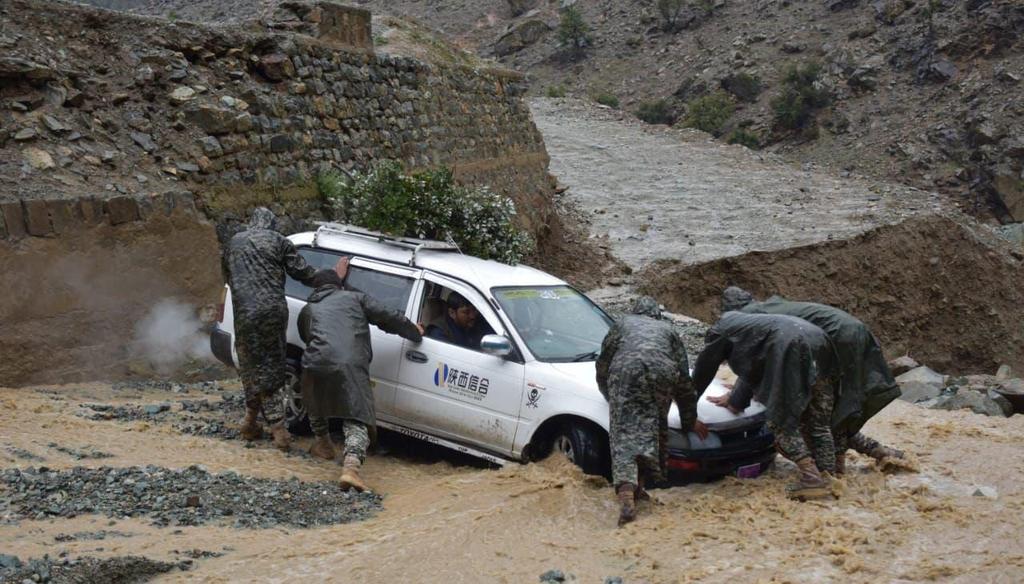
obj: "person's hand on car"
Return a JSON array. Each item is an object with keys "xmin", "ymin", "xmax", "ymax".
[
  {"xmin": 707, "ymin": 393, "xmax": 742, "ymax": 415},
  {"xmin": 692, "ymin": 420, "xmax": 709, "ymax": 440},
  {"xmin": 416, "ymin": 323, "xmax": 425, "ymax": 336},
  {"xmin": 334, "ymin": 256, "xmax": 350, "ymax": 280}
]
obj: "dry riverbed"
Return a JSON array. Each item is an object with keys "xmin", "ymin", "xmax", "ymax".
[{"xmin": 2, "ymin": 381, "xmax": 1023, "ymax": 583}]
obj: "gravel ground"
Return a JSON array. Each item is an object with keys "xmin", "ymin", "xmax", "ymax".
[
  {"xmin": 0, "ymin": 555, "xmax": 187, "ymax": 584},
  {"xmin": 0, "ymin": 465, "xmax": 382, "ymax": 529}
]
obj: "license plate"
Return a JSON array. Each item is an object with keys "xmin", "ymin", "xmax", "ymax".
[{"xmin": 736, "ymin": 463, "xmax": 762, "ymax": 479}]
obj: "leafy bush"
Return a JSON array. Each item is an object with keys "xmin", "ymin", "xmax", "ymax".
[
  {"xmin": 558, "ymin": 6, "xmax": 591, "ymax": 56},
  {"xmin": 635, "ymin": 99, "xmax": 676, "ymax": 125},
  {"xmin": 684, "ymin": 92, "xmax": 735, "ymax": 136},
  {"xmin": 771, "ymin": 61, "xmax": 831, "ymax": 131},
  {"xmin": 721, "ymin": 72, "xmax": 762, "ymax": 102},
  {"xmin": 318, "ymin": 162, "xmax": 534, "ymax": 264},
  {"xmin": 727, "ymin": 128, "xmax": 762, "ymax": 149},
  {"xmin": 594, "ymin": 92, "xmax": 620, "ymax": 108},
  {"xmin": 546, "ymin": 85, "xmax": 567, "ymax": 98}
]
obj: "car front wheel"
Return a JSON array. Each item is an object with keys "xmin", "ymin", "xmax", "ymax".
[
  {"xmin": 550, "ymin": 421, "xmax": 609, "ymax": 478},
  {"xmin": 282, "ymin": 360, "xmax": 311, "ymax": 435}
]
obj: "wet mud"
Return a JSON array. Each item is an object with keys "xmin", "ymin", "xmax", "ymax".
[{"xmin": 2, "ymin": 382, "xmax": 1024, "ymax": 582}]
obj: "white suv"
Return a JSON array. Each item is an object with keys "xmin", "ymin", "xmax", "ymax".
[{"xmin": 210, "ymin": 224, "xmax": 775, "ymax": 480}]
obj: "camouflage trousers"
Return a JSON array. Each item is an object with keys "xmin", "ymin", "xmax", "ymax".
[
  {"xmin": 767, "ymin": 376, "xmax": 837, "ymax": 474},
  {"xmin": 234, "ymin": 306, "xmax": 288, "ymax": 411},
  {"xmin": 608, "ymin": 362, "xmax": 675, "ymax": 488},
  {"xmin": 310, "ymin": 417, "xmax": 370, "ymax": 463}
]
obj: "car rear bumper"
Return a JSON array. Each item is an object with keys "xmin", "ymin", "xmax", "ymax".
[
  {"xmin": 210, "ymin": 326, "xmax": 234, "ymax": 368},
  {"xmin": 664, "ymin": 423, "xmax": 776, "ymax": 483}
]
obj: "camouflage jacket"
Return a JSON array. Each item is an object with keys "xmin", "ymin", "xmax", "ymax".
[
  {"xmin": 596, "ymin": 315, "xmax": 697, "ymax": 431},
  {"xmin": 222, "ymin": 215, "xmax": 315, "ymax": 317}
]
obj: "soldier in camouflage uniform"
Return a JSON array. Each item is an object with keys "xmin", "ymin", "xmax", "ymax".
[
  {"xmin": 721, "ymin": 287, "xmax": 906, "ymax": 474},
  {"xmin": 595, "ymin": 296, "xmax": 707, "ymax": 526},
  {"xmin": 222, "ymin": 207, "xmax": 318, "ymax": 448},
  {"xmin": 692, "ymin": 310, "xmax": 838, "ymax": 500}
]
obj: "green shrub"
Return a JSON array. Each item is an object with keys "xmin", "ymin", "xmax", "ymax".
[
  {"xmin": 635, "ymin": 99, "xmax": 676, "ymax": 125},
  {"xmin": 317, "ymin": 162, "xmax": 533, "ymax": 264},
  {"xmin": 771, "ymin": 61, "xmax": 831, "ymax": 131},
  {"xmin": 684, "ymin": 92, "xmax": 734, "ymax": 135},
  {"xmin": 558, "ymin": 6, "xmax": 591, "ymax": 56},
  {"xmin": 727, "ymin": 128, "xmax": 762, "ymax": 149},
  {"xmin": 594, "ymin": 92, "xmax": 620, "ymax": 108},
  {"xmin": 546, "ymin": 85, "xmax": 567, "ymax": 98},
  {"xmin": 721, "ymin": 72, "xmax": 762, "ymax": 102}
]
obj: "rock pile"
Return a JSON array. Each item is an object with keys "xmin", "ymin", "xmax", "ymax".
[
  {"xmin": 0, "ymin": 554, "xmax": 186, "ymax": 584},
  {"xmin": 0, "ymin": 465, "xmax": 382, "ymax": 528},
  {"xmin": 894, "ymin": 359, "xmax": 1023, "ymax": 417}
]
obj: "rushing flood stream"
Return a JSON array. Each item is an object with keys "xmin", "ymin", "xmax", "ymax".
[{"xmin": 2, "ymin": 382, "xmax": 1024, "ymax": 583}]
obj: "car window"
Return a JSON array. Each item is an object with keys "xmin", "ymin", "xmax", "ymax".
[
  {"xmin": 493, "ymin": 286, "xmax": 612, "ymax": 362},
  {"xmin": 418, "ymin": 281, "xmax": 496, "ymax": 352},
  {"xmin": 284, "ymin": 248, "xmax": 413, "ymax": 313}
]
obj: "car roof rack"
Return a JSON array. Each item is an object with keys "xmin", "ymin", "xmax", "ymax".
[{"xmin": 312, "ymin": 221, "xmax": 460, "ymax": 266}]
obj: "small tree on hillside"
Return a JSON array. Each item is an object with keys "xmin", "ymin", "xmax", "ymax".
[
  {"xmin": 558, "ymin": 6, "xmax": 591, "ymax": 58},
  {"xmin": 657, "ymin": 0, "xmax": 685, "ymax": 32}
]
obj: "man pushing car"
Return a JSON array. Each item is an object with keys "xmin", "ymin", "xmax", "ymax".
[{"xmin": 298, "ymin": 260, "xmax": 424, "ymax": 491}]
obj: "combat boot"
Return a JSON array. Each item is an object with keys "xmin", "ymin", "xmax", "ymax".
[
  {"xmin": 868, "ymin": 444, "xmax": 904, "ymax": 462},
  {"xmin": 339, "ymin": 455, "xmax": 369, "ymax": 492},
  {"xmin": 309, "ymin": 434, "xmax": 336, "ymax": 460},
  {"xmin": 834, "ymin": 453, "xmax": 847, "ymax": 476},
  {"xmin": 238, "ymin": 405, "xmax": 262, "ymax": 441},
  {"xmin": 617, "ymin": 483, "xmax": 637, "ymax": 527},
  {"xmin": 268, "ymin": 421, "xmax": 292, "ymax": 451},
  {"xmin": 786, "ymin": 457, "xmax": 831, "ymax": 501}
]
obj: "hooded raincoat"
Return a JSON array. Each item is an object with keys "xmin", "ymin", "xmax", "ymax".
[
  {"xmin": 222, "ymin": 208, "xmax": 316, "ymax": 407},
  {"xmin": 297, "ymin": 284, "xmax": 422, "ymax": 427},
  {"xmin": 740, "ymin": 296, "xmax": 900, "ymax": 434},
  {"xmin": 691, "ymin": 312, "xmax": 836, "ymax": 432}
]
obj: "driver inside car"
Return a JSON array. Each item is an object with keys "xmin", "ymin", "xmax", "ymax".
[{"xmin": 425, "ymin": 291, "xmax": 493, "ymax": 349}]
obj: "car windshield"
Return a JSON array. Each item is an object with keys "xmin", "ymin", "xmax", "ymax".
[{"xmin": 493, "ymin": 286, "xmax": 612, "ymax": 362}]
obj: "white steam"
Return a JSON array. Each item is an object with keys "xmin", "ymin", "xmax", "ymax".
[{"xmin": 132, "ymin": 299, "xmax": 214, "ymax": 374}]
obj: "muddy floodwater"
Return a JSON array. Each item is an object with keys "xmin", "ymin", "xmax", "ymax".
[{"xmin": 2, "ymin": 381, "xmax": 1024, "ymax": 583}]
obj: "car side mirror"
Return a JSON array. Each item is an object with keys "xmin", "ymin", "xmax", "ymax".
[{"xmin": 480, "ymin": 334, "xmax": 512, "ymax": 357}]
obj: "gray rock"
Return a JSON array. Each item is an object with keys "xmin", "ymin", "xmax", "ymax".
[
  {"xmin": 13, "ymin": 128, "xmax": 37, "ymax": 141},
  {"xmin": 42, "ymin": 115, "xmax": 69, "ymax": 133},
  {"xmin": 184, "ymin": 105, "xmax": 234, "ymax": 135},
  {"xmin": 540, "ymin": 570, "xmax": 566, "ymax": 583},
  {"xmin": 888, "ymin": 355, "xmax": 920, "ymax": 377},
  {"xmin": 896, "ymin": 366, "xmax": 946, "ymax": 387},
  {"xmin": 0, "ymin": 554, "xmax": 22, "ymax": 568},
  {"xmin": 130, "ymin": 131, "xmax": 157, "ymax": 153},
  {"xmin": 995, "ymin": 364, "xmax": 1015, "ymax": 380},
  {"xmin": 493, "ymin": 19, "xmax": 551, "ymax": 57},
  {"xmin": 929, "ymin": 388, "xmax": 1012, "ymax": 417},
  {"xmin": 169, "ymin": 86, "xmax": 196, "ymax": 104},
  {"xmin": 899, "ymin": 380, "xmax": 942, "ymax": 403},
  {"xmin": 926, "ymin": 59, "xmax": 958, "ymax": 82}
]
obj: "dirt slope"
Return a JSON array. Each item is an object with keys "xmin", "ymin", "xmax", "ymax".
[{"xmin": 639, "ymin": 215, "xmax": 1024, "ymax": 375}]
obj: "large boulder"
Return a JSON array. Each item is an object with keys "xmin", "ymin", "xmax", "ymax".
[
  {"xmin": 888, "ymin": 355, "xmax": 920, "ymax": 377},
  {"xmin": 896, "ymin": 366, "xmax": 947, "ymax": 387},
  {"xmin": 492, "ymin": 19, "xmax": 551, "ymax": 56},
  {"xmin": 928, "ymin": 388, "xmax": 1013, "ymax": 417},
  {"xmin": 898, "ymin": 381, "xmax": 942, "ymax": 403}
]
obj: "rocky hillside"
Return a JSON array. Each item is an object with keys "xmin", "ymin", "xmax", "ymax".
[{"xmin": 142, "ymin": 0, "xmax": 1015, "ymax": 227}]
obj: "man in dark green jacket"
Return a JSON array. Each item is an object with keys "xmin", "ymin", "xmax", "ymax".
[
  {"xmin": 298, "ymin": 263, "xmax": 423, "ymax": 492},
  {"xmin": 692, "ymin": 311, "xmax": 838, "ymax": 500},
  {"xmin": 720, "ymin": 287, "xmax": 905, "ymax": 474}
]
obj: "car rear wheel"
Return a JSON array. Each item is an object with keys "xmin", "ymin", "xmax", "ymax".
[
  {"xmin": 283, "ymin": 360, "xmax": 311, "ymax": 435},
  {"xmin": 550, "ymin": 421, "xmax": 609, "ymax": 478}
]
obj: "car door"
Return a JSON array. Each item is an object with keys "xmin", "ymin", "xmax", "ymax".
[
  {"xmin": 284, "ymin": 249, "xmax": 420, "ymax": 415},
  {"xmin": 393, "ymin": 273, "xmax": 525, "ymax": 454}
]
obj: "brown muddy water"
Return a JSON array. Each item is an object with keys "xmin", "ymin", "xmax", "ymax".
[{"xmin": 2, "ymin": 382, "xmax": 1024, "ymax": 583}]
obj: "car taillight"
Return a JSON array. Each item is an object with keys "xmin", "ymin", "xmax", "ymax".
[
  {"xmin": 667, "ymin": 459, "xmax": 701, "ymax": 471},
  {"xmin": 217, "ymin": 287, "xmax": 227, "ymax": 322}
]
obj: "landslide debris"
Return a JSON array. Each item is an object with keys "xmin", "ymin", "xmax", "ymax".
[
  {"xmin": 640, "ymin": 215, "xmax": 1024, "ymax": 375},
  {"xmin": 0, "ymin": 465, "xmax": 382, "ymax": 528}
]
